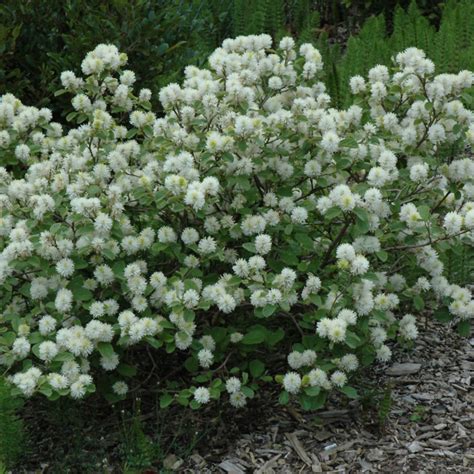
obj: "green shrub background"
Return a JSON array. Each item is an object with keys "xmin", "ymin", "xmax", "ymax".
[{"xmin": 0, "ymin": 0, "xmax": 463, "ymax": 113}]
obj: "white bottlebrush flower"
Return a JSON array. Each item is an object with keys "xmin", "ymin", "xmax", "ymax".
[
  {"xmin": 327, "ymin": 319, "xmax": 347, "ymax": 343},
  {"xmin": 230, "ymin": 332, "xmax": 243, "ymax": 343},
  {"xmin": 198, "ymin": 237, "xmax": 217, "ymax": 254},
  {"xmin": 444, "ymin": 212, "xmax": 462, "ymax": 234},
  {"xmin": 181, "ymin": 227, "xmax": 199, "ymax": 245},
  {"xmin": 55, "ymin": 288, "xmax": 73, "ymax": 313},
  {"xmin": 255, "ymin": 234, "xmax": 272, "ymax": 255},
  {"xmin": 225, "ymin": 377, "xmax": 241, "ymax": 394},
  {"xmin": 229, "ymin": 391, "xmax": 247, "ymax": 408},
  {"xmin": 194, "ymin": 387, "xmax": 211, "ymax": 404},
  {"xmin": 339, "ymin": 354, "xmax": 359, "ymax": 372},
  {"xmin": 198, "ymin": 349, "xmax": 214, "ymax": 368},
  {"xmin": 376, "ymin": 345, "xmax": 392, "ymax": 362},
  {"xmin": 39, "ymin": 315, "xmax": 57, "ymax": 335},
  {"xmin": 291, "ymin": 207, "xmax": 308, "ymax": 224},
  {"xmin": 330, "ymin": 370, "xmax": 347, "ymax": 388},
  {"xmin": 157, "ymin": 226, "xmax": 177, "ymax": 243},
  {"xmin": 48, "ymin": 373, "xmax": 69, "ymax": 390},
  {"xmin": 100, "ymin": 353, "xmax": 119, "ymax": 371},
  {"xmin": 350, "ymin": 255, "xmax": 370, "ymax": 275},
  {"xmin": 112, "ymin": 381, "xmax": 129, "ymax": 396},
  {"xmin": 12, "ymin": 337, "xmax": 31, "ymax": 358},
  {"xmin": 56, "ymin": 258, "xmax": 75, "ymax": 277},
  {"xmin": 283, "ymin": 372, "xmax": 301, "ymax": 394},
  {"xmin": 409, "ymin": 163, "xmax": 429, "ymax": 182},
  {"xmin": 336, "ymin": 243, "xmax": 356, "ymax": 261},
  {"xmin": 349, "ymin": 75, "xmax": 366, "ymax": 94},
  {"xmin": 308, "ymin": 368, "xmax": 329, "ymax": 388},
  {"xmin": 321, "ymin": 131, "xmax": 340, "ymax": 153},
  {"xmin": 288, "ymin": 351, "xmax": 303, "ymax": 369},
  {"xmin": 38, "ymin": 341, "xmax": 59, "ymax": 362}
]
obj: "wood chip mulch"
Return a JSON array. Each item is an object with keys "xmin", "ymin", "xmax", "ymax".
[{"xmin": 182, "ymin": 320, "xmax": 474, "ymax": 473}]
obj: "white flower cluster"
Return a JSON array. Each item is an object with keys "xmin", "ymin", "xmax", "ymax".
[{"xmin": 0, "ymin": 38, "xmax": 473, "ymax": 409}]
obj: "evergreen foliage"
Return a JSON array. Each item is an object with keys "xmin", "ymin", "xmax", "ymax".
[{"xmin": 1, "ymin": 0, "xmax": 473, "ymax": 114}]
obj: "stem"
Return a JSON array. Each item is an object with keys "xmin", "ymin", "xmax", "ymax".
[
  {"xmin": 320, "ymin": 216, "xmax": 352, "ymax": 269},
  {"xmin": 385, "ymin": 228, "xmax": 471, "ymax": 251}
]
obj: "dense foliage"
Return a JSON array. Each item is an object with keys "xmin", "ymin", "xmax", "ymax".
[
  {"xmin": 0, "ymin": 0, "xmax": 209, "ymax": 110},
  {"xmin": 0, "ymin": 0, "xmax": 461, "ymax": 112},
  {"xmin": 0, "ymin": 36, "xmax": 473, "ymax": 413}
]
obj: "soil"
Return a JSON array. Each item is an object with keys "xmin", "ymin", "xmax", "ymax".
[{"xmin": 182, "ymin": 320, "xmax": 474, "ymax": 473}]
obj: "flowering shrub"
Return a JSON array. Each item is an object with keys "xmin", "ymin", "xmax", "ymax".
[{"xmin": 0, "ymin": 36, "xmax": 473, "ymax": 410}]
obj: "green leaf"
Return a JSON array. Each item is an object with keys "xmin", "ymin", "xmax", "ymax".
[
  {"xmin": 184, "ymin": 357, "xmax": 199, "ymax": 373},
  {"xmin": 97, "ymin": 342, "xmax": 115, "ymax": 359},
  {"xmin": 160, "ymin": 393, "xmax": 173, "ymax": 409},
  {"xmin": 340, "ymin": 386, "xmax": 359, "ymax": 399},
  {"xmin": 353, "ymin": 207, "xmax": 369, "ymax": 223},
  {"xmin": 413, "ymin": 295, "xmax": 424, "ymax": 311},
  {"xmin": 151, "ymin": 242, "xmax": 168, "ymax": 255},
  {"xmin": 266, "ymin": 328, "xmax": 285, "ymax": 346},
  {"xmin": 69, "ymin": 278, "xmax": 93, "ymax": 301},
  {"xmin": 194, "ymin": 374, "xmax": 210, "ymax": 383},
  {"xmin": 176, "ymin": 395, "xmax": 189, "ymax": 407},
  {"xmin": 126, "ymin": 128, "xmax": 137, "ymax": 139},
  {"xmin": 190, "ymin": 400, "xmax": 200, "ymax": 409},
  {"xmin": 340, "ymin": 137, "xmax": 358, "ymax": 148},
  {"xmin": 242, "ymin": 243, "xmax": 256, "ymax": 253},
  {"xmin": 325, "ymin": 207, "xmax": 342, "ymax": 220},
  {"xmin": 433, "ymin": 307, "xmax": 451, "ymax": 323},
  {"xmin": 53, "ymin": 352, "xmax": 75, "ymax": 363},
  {"xmin": 54, "ymin": 88, "xmax": 68, "ymax": 97},
  {"xmin": 418, "ymin": 205, "xmax": 431, "ymax": 221},
  {"xmin": 74, "ymin": 287, "xmax": 93, "ymax": 301},
  {"xmin": 208, "ymin": 327, "xmax": 227, "ymax": 343},
  {"xmin": 73, "ymin": 257, "xmax": 88, "ymax": 269},
  {"xmin": 117, "ymin": 363, "xmax": 137, "ymax": 377},
  {"xmin": 112, "ymin": 260, "xmax": 125, "ymax": 278},
  {"xmin": 280, "ymin": 250, "xmax": 299, "ymax": 266},
  {"xmin": 0, "ymin": 332, "xmax": 16, "ymax": 346},
  {"xmin": 209, "ymin": 387, "xmax": 221, "ymax": 400},
  {"xmin": 304, "ymin": 386, "xmax": 321, "ymax": 397},
  {"xmin": 457, "ymin": 320, "xmax": 471, "ymax": 337},
  {"xmin": 262, "ymin": 304, "xmax": 277, "ymax": 318},
  {"xmin": 249, "ymin": 359, "xmax": 265, "ymax": 378},
  {"xmin": 299, "ymin": 391, "xmax": 326, "ymax": 410},
  {"xmin": 102, "ymin": 249, "xmax": 116, "ymax": 260},
  {"xmin": 65, "ymin": 111, "xmax": 78, "ymax": 122},
  {"xmin": 279, "ymin": 390, "xmax": 289, "ymax": 405},
  {"xmin": 242, "ymin": 327, "xmax": 266, "ymax": 345},
  {"xmin": 241, "ymin": 386, "xmax": 255, "ymax": 398},
  {"xmin": 39, "ymin": 386, "xmax": 53, "ymax": 398},
  {"xmin": 32, "ymin": 344, "xmax": 41, "ymax": 359},
  {"xmin": 145, "ymin": 336, "xmax": 162, "ymax": 349},
  {"xmin": 294, "ymin": 233, "xmax": 314, "ymax": 250},
  {"xmin": 345, "ymin": 331, "xmax": 362, "ymax": 349},
  {"xmin": 376, "ymin": 251, "xmax": 388, "ymax": 262}
]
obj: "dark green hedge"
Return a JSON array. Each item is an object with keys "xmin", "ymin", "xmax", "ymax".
[{"xmin": 0, "ymin": 0, "xmax": 468, "ymax": 112}]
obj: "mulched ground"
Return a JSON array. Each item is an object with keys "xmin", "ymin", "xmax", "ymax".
[
  {"xmin": 181, "ymin": 320, "xmax": 474, "ymax": 473},
  {"xmin": 18, "ymin": 319, "xmax": 472, "ymax": 473}
]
